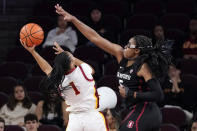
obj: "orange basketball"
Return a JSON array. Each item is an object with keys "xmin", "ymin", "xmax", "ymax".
[{"xmin": 20, "ymin": 23, "xmax": 44, "ymax": 47}]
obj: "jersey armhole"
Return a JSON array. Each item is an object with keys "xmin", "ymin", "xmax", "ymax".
[{"xmin": 79, "ymin": 64, "xmax": 94, "ymax": 82}]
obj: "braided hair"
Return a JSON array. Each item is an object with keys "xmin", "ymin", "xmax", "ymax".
[
  {"xmin": 40, "ymin": 52, "xmax": 71, "ymax": 94},
  {"xmin": 133, "ymin": 35, "xmax": 171, "ymax": 79}
]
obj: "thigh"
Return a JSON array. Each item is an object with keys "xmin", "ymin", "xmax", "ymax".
[
  {"xmin": 119, "ymin": 112, "xmax": 138, "ymax": 131},
  {"xmin": 120, "ymin": 102, "xmax": 159, "ymax": 131},
  {"xmin": 135, "ymin": 103, "xmax": 162, "ymax": 131},
  {"xmin": 84, "ymin": 111, "xmax": 108, "ymax": 131},
  {"xmin": 66, "ymin": 114, "xmax": 83, "ymax": 131}
]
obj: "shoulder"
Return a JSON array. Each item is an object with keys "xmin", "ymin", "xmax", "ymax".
[
  {"xmin": 65, "ymin": 27, "xmax": 75, "ymax": 33},
  {"xmin": 78, "ymin": 63, "xmax": 93, "ymax": 79},
  {"xmin": 140, "ymin": 63, "xmax": 150, "ymax": 71},
  {"xmin": 0, "ymin": 104, "xmax": 8, "ymax": 110},
  {"xmin": 137, "ymin": 63, "xmax": 153, "ymax": 81},
  {"xmin": 31, "ymin": 103, "xmax": 36, "ymax": 108},
  {"xmin": 48, "ymin": 28, "xmax": 56, "ymax": 34}
]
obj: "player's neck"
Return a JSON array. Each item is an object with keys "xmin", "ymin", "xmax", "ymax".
[{"xmin": 126, "ymin": 60, "xmax": 135, "ymax": 67}]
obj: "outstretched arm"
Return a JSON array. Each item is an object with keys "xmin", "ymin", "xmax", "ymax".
[
  {"xmin": 20, "ymin": 40, "xmax": 52, "ymax": 75},
  {"xmin": 55, "ymin": 4, "xmax": 123, "ymax": 63}
]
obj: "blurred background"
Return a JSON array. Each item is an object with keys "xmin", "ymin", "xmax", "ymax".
[{"xmin": 1, "ymin": 0, "xmax": 197, "ymax": 131}]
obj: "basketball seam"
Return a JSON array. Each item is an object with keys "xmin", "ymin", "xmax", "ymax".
[
  {"xmin": 29, "ymin": 24, "xmax": 36, "ymax": 45},
  {"xmin": 25, "ymin": 25, "xmax": 34, "ymax": 47},
  {"xmin": 21, "ymin": 30, "xmax": 43, "ymax": 40},
  {"xmin": 20, "ymin": 32, "xmax": 26, "ymax": 40},
  {"xmin": 28, "ymin": 35, "xmax": 35, "ymax": 46},
  {"xmin": 30, "ymin": 32, "xmax": 44, "ymax": 40},
  {"xmin": 30, "ymin": 24, "xmax": 36, "ymax": 33}
]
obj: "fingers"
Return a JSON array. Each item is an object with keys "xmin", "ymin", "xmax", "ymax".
[
  {"xmin": 53, "ymin": 42, "xmax": 61, "ymax": 50},
  {"xmin": 32, "ymin": 44, "xmax": 36, "ymax": 48},
  {"xmin": 52, "ymin": 46, "xmax": 59, "ymax": 52},
  {"xmin": 55, "ymin": 4, "xmax": 60, "ymax": 9},
  {"xmin": 64, "ymin": 16, "xmax": 68, "ymax": 20},
  {"xmin": 53, "ymin": 42, "xmax": 63, "ymax": 55},
  {"xmin": 20, "ymin": 39, "xmax": 27, "ymax": 48},
  {"xmin": 54, "ymin": 41, "xmax": 60, "ymax": 47},
  {"xmin": 55, "ymin": 52, "xmax": 60, "ymax": 55}
]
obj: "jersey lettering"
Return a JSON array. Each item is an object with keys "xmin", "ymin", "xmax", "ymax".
[{"xmin": 117, "ymin": 72, "xmax": 131, "ymax": 80}]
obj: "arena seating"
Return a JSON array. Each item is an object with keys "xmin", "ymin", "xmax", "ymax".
[{"xmin": 0, "ymin": 77, "xmax": 17, "ymax": 94}]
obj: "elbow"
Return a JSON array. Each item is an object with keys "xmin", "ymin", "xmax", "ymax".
[
  {"xmin": 89, "ymin": 32, "xmax": 101, "ymax": 44},
  {"xmin": 90, "ymin": 36, "xmax": 98, "ymax": 44},
  {"xmin": 155, "ymin": 90, "xmax": 164, "ymax": 102},
  {"xmin": 149, "ymin": 90, "xmax": 164, "ymax": 102},
  {"xmin": 159, "ymin": 90, "xmax": 164, "ymax": 102}
]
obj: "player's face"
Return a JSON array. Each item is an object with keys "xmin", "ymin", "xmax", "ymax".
[
  {"xmin": 25, "ymin": 120, "xmax": 39, "ymax": 131},
  {"xmin": 58, "ymin": 16, "xmax": 68, "ymax": 29},
  {"xmin": 123, "ymin": 38, "xmax": 139, "ymax": 59},
  {"xmin": 14, "ymin": 86, "xmax": 25, "ymax": 101},
  {"xmin": 91, "ymin": 9, "xmax": 102, "ymax": 22},
  {"xmin": 154, "ymin": 25, "xmax": 164, "ymax": 39},
  {"xmin": 192, "ymin": 122, "xmax": 197, "ymax": 131},
  {"xmin": 0, "ymin": 122, "xmax": 4, "ymax": 131}
]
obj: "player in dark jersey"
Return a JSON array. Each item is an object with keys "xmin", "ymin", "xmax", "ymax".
[{"xmin": 55, "ymin": 4, "xmax": 171, "ymax": 131}]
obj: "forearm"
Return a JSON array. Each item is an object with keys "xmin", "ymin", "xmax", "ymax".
[
  {"xmin": 72, "ymin": 17, "xmax": 100, "ymax": 44},
  {"xmin": 31, "ymin": 50, "xmax": 52, "ymax": 75},
  {"xmin": 136, "ymin": 78, "xmax": 164, "ymax": 102},
  {"xmin": 71, "ymin": 17, "xmax": 123, "ymax": 58}
]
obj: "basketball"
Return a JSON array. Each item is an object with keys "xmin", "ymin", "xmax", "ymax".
[{"xmin": 20, "ymin": 23, "xmax": 44, "ymax": 47}]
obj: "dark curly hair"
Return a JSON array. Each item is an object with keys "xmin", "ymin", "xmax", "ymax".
[{"xmin": 133, "ymin": 35, "xmax": 172, "ymax": 79}]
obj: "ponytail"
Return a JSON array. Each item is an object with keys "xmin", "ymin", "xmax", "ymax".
[
  {"xmin": 40, "ymin": 52, "xmax": 71, "ymax": 94},
  {"xmin": 133, "ymin": 35, "xmax": 171, "ymax": 79}
]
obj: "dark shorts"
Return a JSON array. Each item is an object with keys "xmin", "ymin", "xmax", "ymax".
[{"xmin": 119, "ymin": 102, "xmax": 162, "ymax": 131}]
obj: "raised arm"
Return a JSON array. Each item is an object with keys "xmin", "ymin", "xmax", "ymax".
[
  {"xmin": 20, "ymin": 40, "xmax": 52, "ymax": 75},
  {"xmin": 55, "ymin": 4, "xmax": 123, "ymax": 63}
]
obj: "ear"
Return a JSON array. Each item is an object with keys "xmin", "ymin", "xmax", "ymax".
[{"xmin": 135, "ymin": 49, "xmax": 140, "ymax": 54}]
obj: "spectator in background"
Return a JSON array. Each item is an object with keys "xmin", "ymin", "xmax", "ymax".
[
  {"xmin": 86, "ymin": 6, "xmax": 115, "ymax": 46},
  {"xmin": 183, "ymin": 16, "xmax": 197, "ymax": 59},
  {"xmin": 0, "ymin": 84, "xmax": 36, "ymax": 127},
  {"xmin": 24, "ymin": 114, "xmax": 39, "ymax": 131},
  {"xmin": 104, "ymin": 108, "xmax": 120, "ymax": 131},
  {"xmin": 188, "ymin": 119, "xmax": 197, "ymax": 131},
  {"xmin": 191, "ymin": 121, "xmax": 197, "ymax": 131},
  {"xmin": 161, "ymin": 64, "xmax": 184, "ymax": 106},
  {"xmin": 0, "ymin": 117, "xmax": 5, "ymax": 131},
  {"xmin": 35, "ymin": 90, "xmax": 68, "ymax": 129},
  {"xmin": 161, "ymin": 64, "xmax": 193, "ymax": 123},
  {"xmin": 152, "ymin": 24, "xmax": 165, "ymax": 45},
  {"xmin": 42, "ymin": 15, "xmax": 78, "ymax": 52},
  {"xmin": 152, "ymin": 24, "xmax": 174, "ymax": 55}
]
